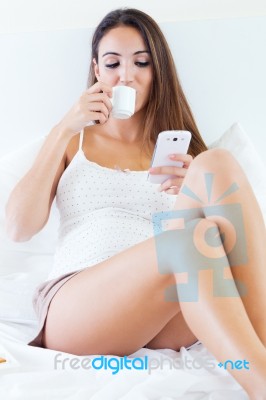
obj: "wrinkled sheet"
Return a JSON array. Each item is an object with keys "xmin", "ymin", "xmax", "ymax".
[{"xmin": 0, "ymin": 320, "xmax": 248, "ymax": 400}]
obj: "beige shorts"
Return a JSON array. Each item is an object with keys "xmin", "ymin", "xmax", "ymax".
[
  {"xmin": 28, "ymin": 269, "xmax": 201, "ymax": 351},
  {"xmin": 28, "ymin": 269, "xmax": 83, "ymax": 348}
]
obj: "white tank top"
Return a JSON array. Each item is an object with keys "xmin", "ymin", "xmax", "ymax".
[{"xmin": 48, "ymin": 129, "xmax": 177, "ymax": 280}]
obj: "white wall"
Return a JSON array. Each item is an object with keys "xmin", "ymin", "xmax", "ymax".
[
  {"xmin": 0, "ymin": 2, "xmax": 266, "ymax": 162},
  {"xmin": 1, "ymin": 0, "xmax": 266, "ymax": 33},
  {"xmin": 164, "ymin": 17, "xmax": 266, "ymax": 154}
]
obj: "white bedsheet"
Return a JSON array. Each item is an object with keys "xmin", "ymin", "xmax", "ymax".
[
  {"xmin": 1, "ymin": 122, "xmax": 263, "ymax": 399},
  {"xmin": 0, "ymin": 320, "xmax": 248, "ymax": 400}
]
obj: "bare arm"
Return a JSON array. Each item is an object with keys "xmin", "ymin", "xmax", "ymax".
[
  {"xmin": 5, "ymin": 126, "xmax": 71, "ymax": 241},
  {"xmin": 5, "ymin": 81, "xmax": 113, "ymax": 242}
]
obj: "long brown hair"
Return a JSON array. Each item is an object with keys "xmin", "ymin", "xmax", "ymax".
[{"xmin": 88, "ymin": 8, "xmax": 208, "ymax": 157}]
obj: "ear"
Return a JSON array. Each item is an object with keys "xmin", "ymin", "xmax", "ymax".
[{"xmin": 93, "ymin": 58, "xmax": 100, "ymax": 81}]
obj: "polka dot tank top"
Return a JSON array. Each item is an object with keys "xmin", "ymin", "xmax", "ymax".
[{"xmin": 48, "ymin": 129, "xmax": 177, "ymax": 280}]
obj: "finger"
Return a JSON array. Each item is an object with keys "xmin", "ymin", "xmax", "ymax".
[
  {"xmin": 86, "ymin": 81, "xmax": 113, "ymax": 96},
  {"xmin": 87, "ymin": 101, "xmax": 110, "ymax": 119},
  {"xmin": 82, "ymin": 93, "xmax": 112, "ymax": 112},
  {"xmin": 80, "ymin": 94, "xmax": 111, "ymax": 119},
  {"xmin": 78, "ymin": 102, "xmax": 108, "ymax": 122},
  {"xmin": 83, "ymin": 92, "xmax": 107, "ymax": 102},
  {"xmin": 97, "ymin": 112, "xmax": 109, "ymax": 125},
  {"xmin": 149, "ymin": 166, "xmax": 187, "ymax": 177},
  {"xmin": 164, "ymin": 186, "xmax": 180, "ymax": 195},
  {"xmin": 158, "ymin": 178, "xmax": 183, "ymax": 192},
  {"xmin": 168, "ymin": 153, "xmax": 193, "ymax": 168},
  {"xmin": 90, "ymin": 111, "xmax": 108, "ymax": 125}
]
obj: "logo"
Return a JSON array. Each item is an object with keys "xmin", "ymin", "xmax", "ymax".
[
  {"xmin": 218, "ymin": 359, "xmax": 250, "ymax": 370},
  {"xmin": 53, "ymin": 353, "xmax": 217, "ymax": 374},
  {"xmin": 152, "ymin": 173, "xmax": 248, "ymax": 301}
]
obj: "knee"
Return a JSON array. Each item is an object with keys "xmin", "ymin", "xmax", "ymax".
[
  {"xmin": 158, "ymin": 218, "xmax": 223, "ymax": 302},
  {"xmin": 187, "ymin": 218, "xmax": 222, "ymax": 259},
  {"xmin": 193, "ymin": 148, "xmax": 233, "ymax": 164},
  {"xmin": 192, "ymin": 217, "xmax": 221, "ymax": 248},
  {"xmin": 156, "ymin": 218, "xmax": 221, "ymax": 275},
  {"xmin": 191, "ymin": 218, "xmax": 229, "ymax": 273},
  {"xmin": 190, "ymin": 148, "xmax": 243, "ymax": 178}
]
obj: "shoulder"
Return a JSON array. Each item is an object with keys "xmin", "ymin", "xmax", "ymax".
[
  {"xmin": 65, "ymin": 125, "xmax": 99, "ymax": 166},
  {"xmin": 65, "ymin": 135, "xmax": 80, "ymax": 166}
]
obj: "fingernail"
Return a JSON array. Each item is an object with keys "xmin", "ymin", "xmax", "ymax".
[{"xmin": 169, "ymin": 154, "xmax": 175, "ymax": 159}]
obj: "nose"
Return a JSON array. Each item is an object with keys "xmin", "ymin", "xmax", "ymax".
[{"xmin": 119, "ymin": 63, "xmax": 134, "ymax": 85}]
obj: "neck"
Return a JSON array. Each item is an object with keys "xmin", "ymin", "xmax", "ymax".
[{"xmin": 101, "ymin": 111, "xmax": 145, "ymax": 143}]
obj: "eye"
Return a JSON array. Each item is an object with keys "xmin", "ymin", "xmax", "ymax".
[
  {"xmin": 135, "ymin": 61, "xmax": 150, "ymax": 67},
  {"xmin": 105, "ymin": 62, "xmax": 120, "ymax": 69}
]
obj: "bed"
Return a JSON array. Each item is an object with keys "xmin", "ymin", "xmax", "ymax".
[{"xmin": 0, "ymin": 120, "xmax": 265, "ymax": 399}]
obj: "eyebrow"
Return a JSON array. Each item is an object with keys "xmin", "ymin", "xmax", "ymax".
[{"xmin": 102, "ymin": 50, "xmax": 150, "ymax": 57}]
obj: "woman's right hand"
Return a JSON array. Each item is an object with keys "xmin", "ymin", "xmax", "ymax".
[{"xmin": 57, "ymin": 82, "xmax": 113, "ymax": 138}]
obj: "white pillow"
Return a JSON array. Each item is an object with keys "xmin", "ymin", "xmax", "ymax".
[
  {"xmin": 0, "ymin": 137, "xmax": 59, "ymax": 323},
  {"xmin": 208, "ymin": 122, "xmax": 266, "ymax": 222},
  {"xmin": 0, "ymin": 122, "xmax": 265, "ymax": 325}
]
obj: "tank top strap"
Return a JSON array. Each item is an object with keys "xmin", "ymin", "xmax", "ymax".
[{"xmin": 78, "ymin": 129, "xmax": 84, "ymax": 151}]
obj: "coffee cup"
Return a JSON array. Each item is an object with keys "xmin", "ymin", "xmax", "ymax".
[{"xmin": 110, "ymin": 86, "xmax": 136, "ymax": 119}]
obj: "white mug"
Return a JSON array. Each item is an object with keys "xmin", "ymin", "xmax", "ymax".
[{"xmin": 110, "ymin": 86, "xmax": 136, "ymax": 119}]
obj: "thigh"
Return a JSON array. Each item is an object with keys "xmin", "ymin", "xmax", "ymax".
[
  {"xmin": 145, "ymin": 312, "xmax": 198, "ymax": 351},
  {"xmin": 43, "ymin": 235, "xmax": 184, "ymax": 356}
]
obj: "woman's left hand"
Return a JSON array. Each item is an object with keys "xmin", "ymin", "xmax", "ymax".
[{"xmin": 149, "ymin": 154, "xmax": 193, "ymax": 195}]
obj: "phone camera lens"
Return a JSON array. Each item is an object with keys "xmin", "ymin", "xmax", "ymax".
[{"xmin": 173, "ymin": 138, "xmax": 177, "ymax": 141}]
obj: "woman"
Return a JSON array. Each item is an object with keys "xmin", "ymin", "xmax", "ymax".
[{"xmin": 5, "ymin": 8, "xmax": 266, "ymax": 398}]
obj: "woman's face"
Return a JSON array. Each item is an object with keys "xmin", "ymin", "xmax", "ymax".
[{"xmin": 94, "ymin": 26, "xmax": 153, "ymax": 116}]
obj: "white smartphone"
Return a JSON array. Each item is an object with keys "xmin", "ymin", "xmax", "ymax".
[{"xmin": 147, "ymin": 130, "xmax": 192, "ymax": 184}]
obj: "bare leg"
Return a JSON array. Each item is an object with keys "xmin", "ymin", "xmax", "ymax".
[
  {"xmin": 145, "ymin": 311, "xmax": 198, "ymax": 350},
  {"xmin": 164, "ymin": 148, "xmax": 266, "ymax": 398},
  {"xmin": 43, "ymin": 148, "xmax": 266, "ymax": 397},
  {"xmin": 43, "ymin": 238, "xmax": 190, "ymax": 355}
]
